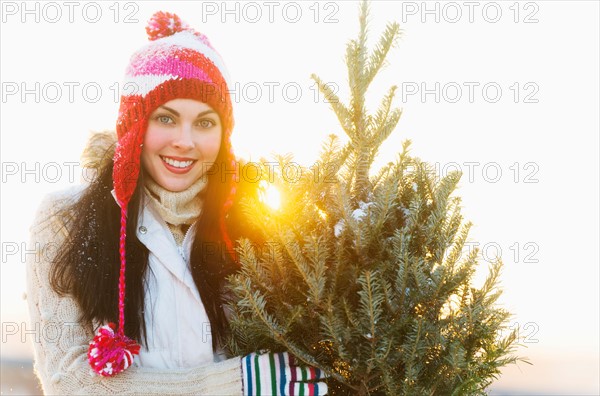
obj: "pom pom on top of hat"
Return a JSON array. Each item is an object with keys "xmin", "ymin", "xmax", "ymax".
[
  {"xmin": 145, "ymin": 11, "xmax": 190, "ymax": 40},
  {"xmin": 145, "ymin": 11, "xmax": 211, "ymax": 46}
]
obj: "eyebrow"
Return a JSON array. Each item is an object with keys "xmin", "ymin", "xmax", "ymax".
[{"xmin": 159, "ymin": 105, "xmax": 217, "ymax": 118}]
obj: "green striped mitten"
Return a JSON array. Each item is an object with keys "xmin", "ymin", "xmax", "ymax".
[{"xmin": 242, "ymin": 351, "xmax": 328, "ymax": 396}]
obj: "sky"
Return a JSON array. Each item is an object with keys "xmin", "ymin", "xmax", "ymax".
[{"xmin": 1, "ymin": 1, "xmax": 599, "ymax": 394}]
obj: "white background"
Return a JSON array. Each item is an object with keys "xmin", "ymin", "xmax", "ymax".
[{"xmin": 1, "ymin": 1, "xmax": 599, "ymax": 394}]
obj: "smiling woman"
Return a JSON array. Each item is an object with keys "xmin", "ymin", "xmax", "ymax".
[{"xmin": 23, "ymin": 10, "xmax": 328, "ymax": 396}]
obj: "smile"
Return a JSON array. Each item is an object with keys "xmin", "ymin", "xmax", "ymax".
[{"xmin": 160, "ymin": 156, "xmax": 196, "ymax": 171}]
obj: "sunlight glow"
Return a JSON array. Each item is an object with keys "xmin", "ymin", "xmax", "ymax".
[{"xmin": 258, "ymin": 180, "xmax": 281, "ymax": 211}]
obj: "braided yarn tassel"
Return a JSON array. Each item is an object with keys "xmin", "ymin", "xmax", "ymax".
[{"xmin": 88, "ymin": 205, "xmax": 140, "ymax": 376}]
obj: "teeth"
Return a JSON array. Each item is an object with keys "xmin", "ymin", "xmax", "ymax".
[{"xmin": 162, "ymin": 157, "xmax": 194, "ymax": 168}]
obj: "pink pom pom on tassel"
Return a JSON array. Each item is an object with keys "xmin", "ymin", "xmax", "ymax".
[{"xmin": 88, "ymin": 323, "xmax": 141, "ymax": 377}]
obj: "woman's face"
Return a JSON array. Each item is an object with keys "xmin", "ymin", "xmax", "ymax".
[{"xmin": 141, "ymin": 99, "xmax": 222, "ymax": 192}]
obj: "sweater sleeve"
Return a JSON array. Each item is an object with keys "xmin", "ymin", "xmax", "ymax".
[{"xmin": 25, "ymin": 190, "xmax": 244, "ymax": 395}]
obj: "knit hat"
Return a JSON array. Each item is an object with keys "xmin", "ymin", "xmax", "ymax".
[{"xmin": 88, "ymin": 11, "xmax": 237, "ymax": 377}]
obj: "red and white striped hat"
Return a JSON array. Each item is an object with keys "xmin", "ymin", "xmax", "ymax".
[
  {"xmin": 113, "ymin": 10, "xmax": 234, "ymax": 208},
  {"xmin": 88, "ymin": 11, "xmax": 237, "ymax": 377}
]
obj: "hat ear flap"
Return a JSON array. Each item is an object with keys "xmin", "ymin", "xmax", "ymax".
[{"xmin": 112, "ymin": 121, "xmax": 146, "ymax": 208}]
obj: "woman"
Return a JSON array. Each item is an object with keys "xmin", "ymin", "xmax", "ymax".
[{"xmin": 25, "ymin": 11, "xmax": 327, "ymax": 395}]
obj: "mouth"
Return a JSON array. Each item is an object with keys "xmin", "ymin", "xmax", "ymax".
[{"xmin": 160, "ymin": 156, "xmax": 196, "ymax": 173}]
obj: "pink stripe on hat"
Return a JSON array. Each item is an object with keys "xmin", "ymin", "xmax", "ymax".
[{"xmin": 126, "ymin": 49, "xmax": 215, "ymax": 82}]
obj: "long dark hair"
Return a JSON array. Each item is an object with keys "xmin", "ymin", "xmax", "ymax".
[{"xmin": 49, "ymin": 134, "xmax": 242, "ymax": 352}]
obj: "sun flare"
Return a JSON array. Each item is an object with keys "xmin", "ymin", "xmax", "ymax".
[{"xmin": 258, "ymin": 180, "xmax": 281, "ymax": 210}]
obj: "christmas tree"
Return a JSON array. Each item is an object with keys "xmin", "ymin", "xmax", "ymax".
[{"xmin": 226, "ymin": 2, "xmax": 526, "ymax": 394}]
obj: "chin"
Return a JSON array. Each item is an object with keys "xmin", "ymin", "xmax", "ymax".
[
  {"xmin": 166, "ymin": 183, "xmax": 193, "ymax": 192},
  {"xmin": 155, "ymin": 177, "xmax": 193, "ymax": 192}
]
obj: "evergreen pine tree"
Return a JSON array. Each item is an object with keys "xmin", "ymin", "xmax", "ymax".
[{"xmin": 227, "ymin": 2, "xmax": 527, "ymax": 394}]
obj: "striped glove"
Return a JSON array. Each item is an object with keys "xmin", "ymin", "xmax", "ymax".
[{"xmin": 242, "ymin": 351, "xmax": 328, "ymax": 396}]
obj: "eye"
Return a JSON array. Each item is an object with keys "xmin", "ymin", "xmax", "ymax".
[
  {"xmin": 155, "ymin": 115, "xmax": 174, "ymax": 124},
  {"xmin": 197, "ymin": 118, "xmax": 216, "ymax": 128}
]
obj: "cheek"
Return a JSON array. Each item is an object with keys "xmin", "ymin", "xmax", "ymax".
[
  {"xmin": 141, "ymin": 129, "xmax": 164, "ymax": 169},
  {"xmin": 199, "ymin": 134, "xmax": 222, "ymax": 158},
  {"xmin": 142, "ymin": 128, "xmax": 166, "ymax": 155}
]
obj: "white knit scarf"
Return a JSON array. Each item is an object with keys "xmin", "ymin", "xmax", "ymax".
[{"xmin": 143, "ymin": 176, "xmax": 208, "ymax": 245}]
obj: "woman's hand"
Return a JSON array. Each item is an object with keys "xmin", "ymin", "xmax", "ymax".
[{"xmin": 242, "ymin": 351, "xmax": 328, "ymax": 396}]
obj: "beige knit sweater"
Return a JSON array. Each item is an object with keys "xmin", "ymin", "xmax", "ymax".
[{"xmin": 25, "ymin": 187, "xmax": 243, "ymax": 394}]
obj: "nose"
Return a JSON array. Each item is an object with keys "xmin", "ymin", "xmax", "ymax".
[{"xmin": 172, "ymin": 124, "xmax": 194, "ymax": 150}]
